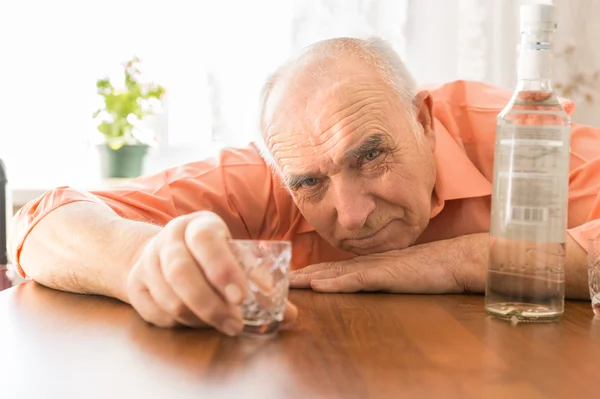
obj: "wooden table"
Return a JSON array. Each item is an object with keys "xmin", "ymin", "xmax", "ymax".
[{"xmin": 1, "ymin": 282, "xmax": 598, "ymax": 399}]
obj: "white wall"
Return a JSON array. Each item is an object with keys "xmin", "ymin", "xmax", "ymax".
[{"xmin": 553, "ymin": 0, "xmax": 600, "ymax": 126}]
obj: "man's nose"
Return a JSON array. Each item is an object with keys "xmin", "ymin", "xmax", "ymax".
[{"xmin": 331, "ymin": 181, "xmax": 376, "ymax": 231}]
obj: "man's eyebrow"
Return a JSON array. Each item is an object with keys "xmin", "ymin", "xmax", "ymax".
[
  {"xmin": 343, "ymin": 134, "xmax": 384, "ymax": 161},
  {"xmin": 282, "ymin": 135, "xmax": 385, "ymax": 188}
]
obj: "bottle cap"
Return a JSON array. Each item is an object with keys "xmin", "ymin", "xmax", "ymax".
[{"xmin": 520, "ymin": 3, "xmax": 556, "ymax": 30}]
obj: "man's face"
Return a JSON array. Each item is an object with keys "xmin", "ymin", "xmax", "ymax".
[{"xmin": 264, "ymin": 61, "xmax": 437, "ymax": 255}]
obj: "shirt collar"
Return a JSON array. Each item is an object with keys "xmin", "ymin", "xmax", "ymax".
[{"xmin": 428, "ymin": 120, "xmax": 493, "ymax": 219}]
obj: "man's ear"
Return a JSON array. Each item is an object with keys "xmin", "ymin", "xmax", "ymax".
[{"xmin": 414, "ymin": 90, "xmax": 435, "ymax": 152}]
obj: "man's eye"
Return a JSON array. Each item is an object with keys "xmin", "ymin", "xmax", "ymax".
[
  {"xmin": 302, "ymin": 177, "xmax": 320, "ymax": 188},
  {"xmin": 363, "ymin": 149, "xmax": 380, "ymax": 162}
]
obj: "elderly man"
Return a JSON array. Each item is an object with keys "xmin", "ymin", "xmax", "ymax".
[{"xmin": 9, "ymin": 37, "xmax": 600, "ymax": 336}]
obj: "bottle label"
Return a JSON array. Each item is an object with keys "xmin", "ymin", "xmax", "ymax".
[
  {"xmin": 490, "ymin": 125, "xmax": 570, "ymax": 242},
  {"xmin": 518, "ymin": 49, "xmax": 552, "ymax": 80}
]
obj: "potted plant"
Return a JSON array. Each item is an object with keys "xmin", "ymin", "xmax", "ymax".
[{"xmin": 93, "ymin": 56, "xmax": 165, "ymax": 178}]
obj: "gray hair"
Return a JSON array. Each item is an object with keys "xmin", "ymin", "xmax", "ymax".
[{"xmin": 256, "ymin": 36, "xmax": 418, "ymax": 170}]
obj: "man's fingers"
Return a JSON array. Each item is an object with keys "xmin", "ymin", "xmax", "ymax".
[
  {"xmin": 161, "ymin": 216, "xmax": 245, "ymax": 335},
  {"xmin": 129, "ymin": 287, "xmax": 178, "ymax": 328},
  {"xmin": 289, "ymin": 268, "xmax": 345, "ymax": 288},
  {"xmin": 184, "ymin": 213, "xmax": 247, "ymax": 305},
  {"xmin": 291, "ymin": 261, "xmax": 339, "ymax": 275},
  {"xmin": 290, "ymin": 262, "xmax": 365, "ymax": 288},
  {"xmin": 159, "ymin": 247, "xmax": 244, "ymax": 336},
  {"xmin": 310, "ymin": 269, "xmax": 382, "ymax": 293},
  {"xmin": 289, "ymin": 275, "xmax": 312, "ymax": 289},
  {"xmin": 142, "ymin": 255, "xmax": 207, "ymax": 328}
]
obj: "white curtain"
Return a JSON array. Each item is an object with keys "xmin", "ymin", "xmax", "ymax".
[{"xmin": 0, "ymin": 0, "xmax": 525, "ymax": 189}]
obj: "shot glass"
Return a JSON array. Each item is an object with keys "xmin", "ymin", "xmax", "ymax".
[
  {"xmin": 229, "ymin": 239, "xmax": 292, "ymax": 336},
  {"xmin": 588, "ymin": 238, "xmax": 600, "ymax": 317}
]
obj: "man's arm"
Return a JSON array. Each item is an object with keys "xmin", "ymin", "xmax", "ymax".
[
  {"xmin": 9, "ymin": 145, "xmax": 300, "ymax": 300},
  {"xmin": 448, "ymin": 232, "xmax": 589, "ymax": 299},
  {"xmin": 9, "ymin": 146, "xmax": 304, "ymax": 333},
  {"xmin": 19, "ymin": 201, "xmax": 161, "ymax": 302},
  {"xmin": 290, "ymin": 232, "xmax": 590, "ymax": 299}
]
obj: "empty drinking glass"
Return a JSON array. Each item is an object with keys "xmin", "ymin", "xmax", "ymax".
[
  {"xmin": 588, "ymin": 238, "xmax": 600, "ymax": 317},
  {"xmin": 229, "ymin": 239, "xmax": 292, "ymax": 336}
]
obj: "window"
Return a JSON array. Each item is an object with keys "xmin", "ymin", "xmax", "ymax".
[{"xmin": 0, "ymin": 0, "xmax": 522, "ymax": 191}]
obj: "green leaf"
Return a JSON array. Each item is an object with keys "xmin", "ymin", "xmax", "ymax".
[
  {"xmin": 97, "ymin": 122, "xmax": 112, "ymax": 136},
  {"xmin": 147, "ymin": 86, "xmax": 165, "ymax": 99}
]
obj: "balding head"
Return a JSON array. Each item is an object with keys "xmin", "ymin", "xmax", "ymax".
[{"xmin": 257, "ymin": 37, "xmax": 419, "ymax": 168}]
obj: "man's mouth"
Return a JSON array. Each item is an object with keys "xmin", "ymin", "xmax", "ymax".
[{"xmin": 342, "ymin": 220, "xmax": 394, "ymax": 249}]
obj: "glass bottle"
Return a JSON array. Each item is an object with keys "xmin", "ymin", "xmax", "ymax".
[{"xmin": 485, "ymin": 3, "xmax": 570, "ymax": 322}]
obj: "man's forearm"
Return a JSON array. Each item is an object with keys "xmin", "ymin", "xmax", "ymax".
[
  {"xmin": 18, "ymin": 202, "xmax": 162, "ymax": 302},
  {"xmin": 440, "ymin": 232, "xmax": 590, "ymax": 300}
]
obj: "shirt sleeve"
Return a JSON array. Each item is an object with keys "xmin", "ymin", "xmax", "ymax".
[
  {"xmin": 566, "ymin": 122, "xmax": 600, "ymax": 251},
  {"xmin": 8, "ymin": 144, "xmax": 307, "ymax": 277}
]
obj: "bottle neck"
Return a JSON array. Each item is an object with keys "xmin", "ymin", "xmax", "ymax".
[
  {"xmin": 516, "ymin": 30, "xmax": 555, "ymax": 91},
  {"xmin": 515, "ymin": 77, "xmax": 554, "ymax": 94}
]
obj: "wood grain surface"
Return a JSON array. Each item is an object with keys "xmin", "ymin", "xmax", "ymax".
[{"xmin": 1, "ymin": 281, "xmax": 598, "ymax": 399}]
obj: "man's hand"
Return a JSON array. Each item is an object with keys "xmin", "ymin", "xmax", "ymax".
[
  {"xmin": 127, "ymin": 211, "xmax": 297, "ymax": 335},
  {"xmin": 290, "ymin": 252, "xmax": 463, "ymax": 294},
  {"xmin": 290, "ymin": 234, "xmax": 490, "ymax": 294}
]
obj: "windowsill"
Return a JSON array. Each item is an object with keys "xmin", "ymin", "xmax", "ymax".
[{"xmin": 8, "ymin": 140, "xmax": 239, "ymax": 209}]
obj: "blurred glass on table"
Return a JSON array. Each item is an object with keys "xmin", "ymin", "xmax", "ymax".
[
  {"xmin": 589, "ymin": 238, "xmax": 600, "ymax": 317},
  {"xmin": 229, "ymin": 239, "xmax": 291, "ymax": 336}
]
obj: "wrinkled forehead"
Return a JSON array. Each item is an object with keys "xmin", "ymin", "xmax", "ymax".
[{"xmin": 263, "ymin": 74, "xmax": 409, "ymax": 178}]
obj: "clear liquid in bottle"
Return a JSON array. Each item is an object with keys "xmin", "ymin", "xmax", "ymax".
[{"xmin": 485, "ymin": 4, "xmax": 569, "ymax": 322}]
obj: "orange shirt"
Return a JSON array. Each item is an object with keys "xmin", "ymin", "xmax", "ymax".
[{"xmin": 9, "ymin": 80, "xmax": 600, "ymax": 278}]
